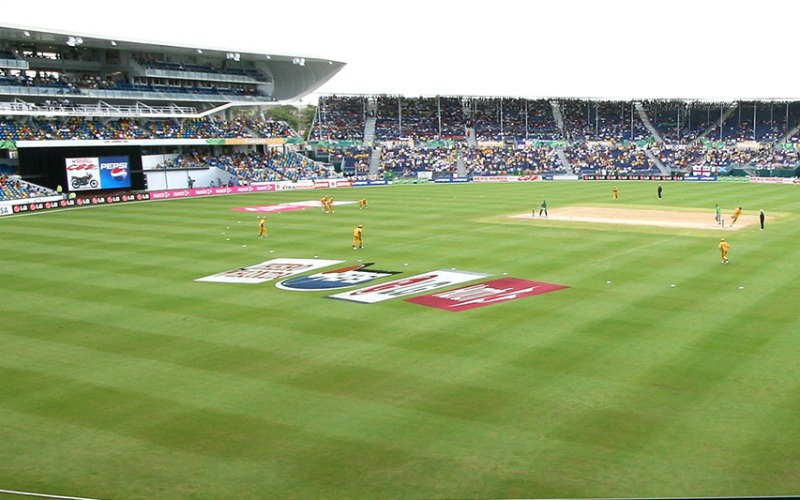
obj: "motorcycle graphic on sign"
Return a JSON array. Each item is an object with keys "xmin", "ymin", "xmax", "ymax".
[
  {"xmin": 70, "ymin": 172, "xmax": 99, "ymax": 189},
  {"xmin": 65, "ymin": 157, "xmax": 101, "ymax": 192}
]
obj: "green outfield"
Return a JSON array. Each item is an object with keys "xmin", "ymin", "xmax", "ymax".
[{"xmin": 1, "ymin": 180, "xmax": 799, "ymax": 500}]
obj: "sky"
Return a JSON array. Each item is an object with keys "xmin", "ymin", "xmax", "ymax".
[{"xmin": 5, "ymin": 0, "xmax": 800, "ymax": 101}]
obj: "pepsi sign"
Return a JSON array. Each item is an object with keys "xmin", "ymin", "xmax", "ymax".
[
  {"xmin": 99, "ymin": 156, "xmax": 131, "ymax": 189},
  {"xmin": 65, "ymin": 156, "xmax": 131, "ymax": 191}
]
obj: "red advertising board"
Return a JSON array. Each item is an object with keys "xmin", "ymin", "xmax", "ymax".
[{"xmin": 406, "ymin": 277, "xmax": 569, "ymax": 311}]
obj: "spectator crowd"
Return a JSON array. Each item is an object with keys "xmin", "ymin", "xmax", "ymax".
[{"xmin": 3, "ymin": 94, "xmax": 800, "ymax": 202}]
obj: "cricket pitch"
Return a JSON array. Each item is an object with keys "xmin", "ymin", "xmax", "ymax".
[{"xmin": 511, "ymin": 206, "xmax": 766, "ymax": 230}]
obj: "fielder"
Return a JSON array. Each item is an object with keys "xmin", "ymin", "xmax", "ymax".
[
  {"xmin": 352, "ymin": 224, "xmax": 363, "ymax": 249},
  {"xmin": 258, "ymin": 217, "xmax": 267, "ymax": 238},
  {"xmin": 719, "ymin": 238, "xmax": 730, "ymax": 264}
]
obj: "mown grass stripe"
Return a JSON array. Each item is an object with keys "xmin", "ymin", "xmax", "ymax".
[{"xmin": 2, "ymin": 181, "xmax": 800, "ymax": 499}]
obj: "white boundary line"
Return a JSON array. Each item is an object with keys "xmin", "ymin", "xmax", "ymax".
[{"xmin": 0, "ymin": 489, "xmax": 101, "ymax": 500}]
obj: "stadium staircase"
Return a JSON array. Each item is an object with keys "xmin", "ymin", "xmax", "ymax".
[
  {"xmin": 466, "ymin": 126, "xmax": 477, "ymax": 147},
  {"xmin": 739, "ymin": 163, "xmax": 758, "ymax": 176},
  {"xmin": 369, "ymin": 147, "xmax": 381, "ymax": 176},
  {"xmin": 697, "ymin": 102, "xmax": 739, "ymax": 141},
  {"xmin": 363, "ymin": 96, "xmax": 378, "ymax": 147},
  {"xmin": 550, "ymin": 101, "xmax": 574, "ymax": 173},
  {"xmin": 777, "ymin": 122, "xmax": 800, "ymax": 145},
  {"xmin": 550, "ymin": 100, "xmax": 567, "ymax": 138},
  {"xmin": 456, "ymin": 149, "xmax": 467, "ymax": 177},
  {"xmin": 556, "ymin": 147, "xmax": 572, "ymax": 172},
  {"xmin": 644, "ymin": 148, "xmax": 670, "ymax": 175},
  {"xmin": 633, "ymin": 102, "xmax": 664, "ymax": 143},
  {"xmin": 462, "ymin": 100, "xmax": 477, "ymax": 147}
]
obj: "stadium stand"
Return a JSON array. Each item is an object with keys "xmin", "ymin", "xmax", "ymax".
[
  {"xmin": 313, "ymin": 96, "xmax": 800, "ymax": 178},
  {"xmin": 561, "ymin": 99, "xmax": 650, "ymax": 143},
  {"xmin": 2, "ymin": 23, "xmax": 800, "ymax": 203},
  {"xmin": 309, "ymin": 95, "xmax": 367, "ymax": 141},
  {"xmin": 155, "ymin": 149, "xmax": 336, "ymax": 184},
  {"xmin": 0, "ymin": 164, "xmax": 55, "ymax": 201},
  {"xmin": 0, "ymin": 23, "xmax": 345, "ymax": 201}
]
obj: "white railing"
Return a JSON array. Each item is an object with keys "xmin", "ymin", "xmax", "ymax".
[{"xmin": 0, "ymin": 100, "xmax": 198, "ymax": 117}]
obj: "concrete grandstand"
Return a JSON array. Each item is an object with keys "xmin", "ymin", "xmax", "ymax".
[
  {"xmin": 2, "ymin": 21, "xmax": 800, "ymax": 210},
  {"xmin": 0, "ymin": 23, "xmax": 345, "ymax": 206}
]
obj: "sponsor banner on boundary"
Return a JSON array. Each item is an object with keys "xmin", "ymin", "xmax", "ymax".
[
  {"xmin": 472, "ymin": 175, "xmax": 513, "ymax": 183},
  {"xmin": 582, "ymin": 174, "xmax": 679, "ymax": 181},
  {"xmin": 748, "ymin": 176, "xmax": 800, "ymax": 185},
  {"xmin": 433, "ymin": 177, "xmax": 471, "ymax": 183},
  {"xmin": 276, "ymin": 263, "xmax": 401, "ymax": 291},
  {"xmin": 472, "ymin": 175, "xmax": 542, "ymax": 183},
  {"xmin": 2, "ymin": 193, "xmax": 151, "ymax": 216},
  {"xmin": 352, "ymin": 180, "xmax": 390, "ymax": 186},
  {"xmin": 329, "ymin": 269, "xmax": 491, "ymax": 304},
  {"xmin": 545, "ymin": 174, "xmax": 580, "ymax": 181},
  {"xmin": 196, "ymin": 258, "xmax": 343, "ymax": 284},
  {"xmin": 2, "ymin": 195, "xmax": 62, "ymax": 216},
  {"xmin": 273, "ymin": 180, "xmax": 315, "ymax": 191},
  {"xmin": 682, "ymin": 175, "xmax": 718, "ymax": 182},
  {"xmin": 406, "ymin": 277, "xmax": 569, "ymax": 311},
  {"xmin": 150, "ymin": 184, "xmax": 277, "ymax": 200},
  {"xmin": 314, "ymin": 179, "xmax": 354, "ymax": 189}
]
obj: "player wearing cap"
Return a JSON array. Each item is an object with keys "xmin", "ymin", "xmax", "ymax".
[
  {"xmin": 719, "ymin": 238, "xmax": 730, "ymax": 264},
  {"xmin": 353, "ymin": 224, "xmax": 363, "ymax": 249}
]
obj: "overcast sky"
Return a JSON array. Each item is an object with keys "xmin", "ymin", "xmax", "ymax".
[{"xmin": 5, "ymin": 0, "xmax": 799, "ymax": 101}]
